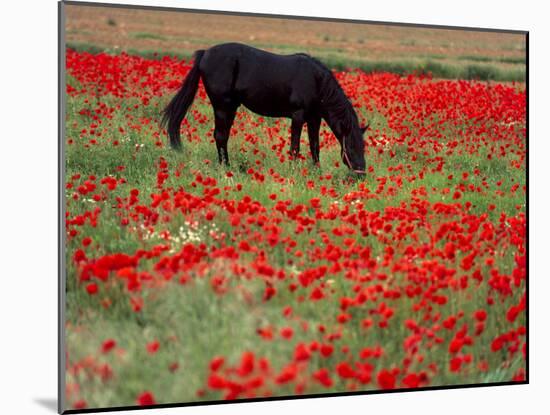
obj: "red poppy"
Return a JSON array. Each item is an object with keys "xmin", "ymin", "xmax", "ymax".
[
  {"xmin": 85, "ymin": 283, "xmax": 98, "ymax": 295},
  {"xmin": 136, "ymin": 391, "xmax": 156, "ymax": 406},
  {"xmin": 294, "ymin": 343, "xmax": 311, "ymax": 362},
  {"xmin": 101, "ymin": 339, "xmax": 116, "ymax": 354},
  {"xmin": 209, "ymin": 356, "xmax": 225, "ymax": 372},
  {"xmin": 146, "ymin": 340, "xmax": 160, "ymax": 354},
  {"xmin": 376, "ymin": 369, "xmax": 396, "ymax": 389}
]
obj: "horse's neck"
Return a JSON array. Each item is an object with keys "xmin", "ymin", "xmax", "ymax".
[{"xmin": 321, "ymin": 91, "xmax": 355, "ymax": 139}]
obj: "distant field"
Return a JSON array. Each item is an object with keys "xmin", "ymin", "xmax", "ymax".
[{"xmin": 65, "ymin": 4, "xmax": 526, "ymax": 81}]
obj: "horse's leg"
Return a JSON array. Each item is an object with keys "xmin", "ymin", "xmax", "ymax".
[
  {"xmin": 290, "ymin": 110, "xmax": 305, "ymax": 159},
  {"xmin": 213, "ymin": 106, "xmax": 236, "ymax": 165},
  {"xmin": 307, "ymin": 116, "xmax": 321, "ymax": 165}
]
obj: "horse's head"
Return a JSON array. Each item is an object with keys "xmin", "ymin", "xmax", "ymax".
[{"xmin": 341, "ymin": 123, "xmax": 368, "ymax": 174}]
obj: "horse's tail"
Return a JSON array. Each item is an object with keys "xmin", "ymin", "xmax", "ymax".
[{"xmin": 161, "ymin": 49, "xmax": 205, "ymax": 150}]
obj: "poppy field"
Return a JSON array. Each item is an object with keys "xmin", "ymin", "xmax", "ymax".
[{"xmin": 63, "ymin": 48, "xmax": 526, "ymax": 410}]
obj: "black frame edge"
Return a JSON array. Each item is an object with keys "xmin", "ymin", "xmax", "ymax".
[
  {"xmin": 63, "ymin": 380, "xmax": 528, "ymax": 414},
  {"xmin": 59, "ymin": 1, "xmax": 67, "ymax": 413}
]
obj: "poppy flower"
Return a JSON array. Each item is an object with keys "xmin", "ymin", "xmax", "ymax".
[
  {"xmin": 376, "ymin": 369, "xmax": 396, "ymax": 389},
  {"xmin": 86, "ymin": 283, "xmax": 98, "ymax": 295},
  {"xmin": 136, "ymin": 391, "xmax": 156, "ymax": 406},
  {"xmin": 101, "ymin": 339, "xmax": 116, "ymax": 354},
  {"xmin": 146, "ymin": 340, "xmax": 160, "ymax": 354}
]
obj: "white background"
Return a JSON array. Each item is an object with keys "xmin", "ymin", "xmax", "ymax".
[{"xmin": 0, "ymin": 0, "xmax": 546, "ymax": 414}]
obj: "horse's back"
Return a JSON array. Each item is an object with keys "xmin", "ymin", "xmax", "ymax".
[
  {"xmin": 200, "ymin": 43, "xmax": 323, "ymax": 117},
  {"xmin": 201, "ymin": 43, "xmax": 316, "ymax": 81}
]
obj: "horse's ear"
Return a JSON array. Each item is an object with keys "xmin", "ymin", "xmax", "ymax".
[{"xmin": 360, "ymin": 122, "xmax": 370, "ymax": 135}]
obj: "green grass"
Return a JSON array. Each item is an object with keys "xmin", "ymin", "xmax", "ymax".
[
  {"xmin": 66, "ymin": 41, "xmax": 526, "ymax": 82},
  {"xmin": 63, "ymin": 53, "xmax": 526, "ymax": 410},
  {"xmin": 130, "ymin": 32, "xmax": 168, "ymax": 41},
  {"xmin": 458, "ymin": 55, "xmax": 526, "ymax": 65}
]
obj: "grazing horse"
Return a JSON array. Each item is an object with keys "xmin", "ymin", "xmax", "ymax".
[{"xmin": 162, "ymin": 43, "xmax": 368, "ymax": 173}]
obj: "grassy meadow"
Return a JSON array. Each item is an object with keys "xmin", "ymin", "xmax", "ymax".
[{"xmin": 63, "ymin": 5, "xmax": 526, "ymax": 412}]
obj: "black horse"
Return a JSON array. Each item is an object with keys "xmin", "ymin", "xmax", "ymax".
[{"xmin": 162, "ymin": 43, "xmax": 368, "ymax": 173}]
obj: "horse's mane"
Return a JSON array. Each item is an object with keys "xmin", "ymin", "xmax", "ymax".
[{"xmin": 295, "ymin": 53, "xmax": 358, "ymax": 134}]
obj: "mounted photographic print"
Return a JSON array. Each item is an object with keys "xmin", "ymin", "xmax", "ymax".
[{"xmin": 59, "ymin": 1, "xmax": 528, "ymax": 412}]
